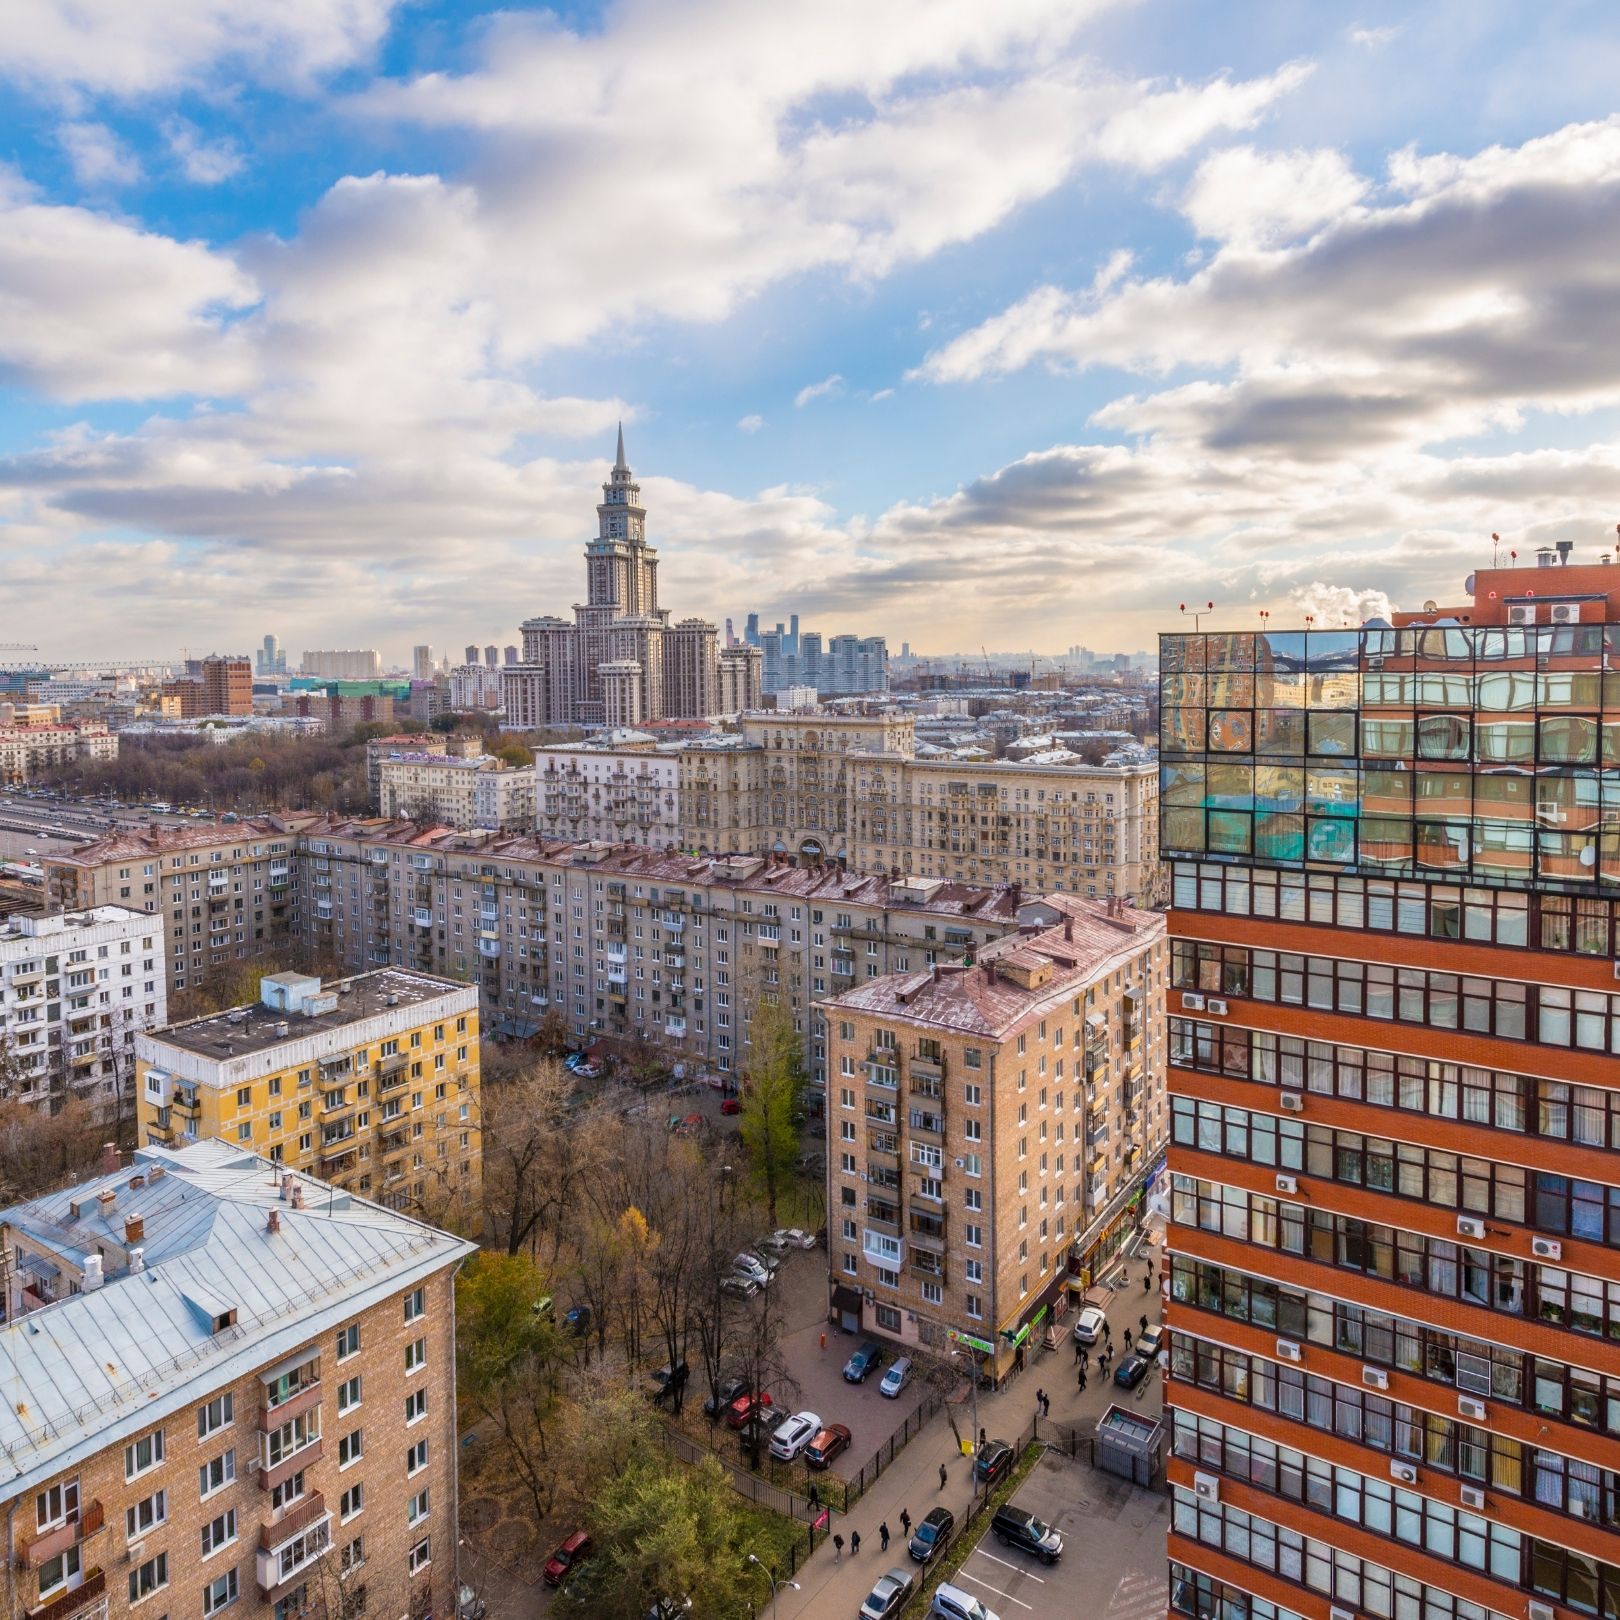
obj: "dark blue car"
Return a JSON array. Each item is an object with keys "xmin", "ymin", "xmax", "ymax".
[{"xmin": 843, "ymin": 1341, "xmax": 886, "ymax": 1383}]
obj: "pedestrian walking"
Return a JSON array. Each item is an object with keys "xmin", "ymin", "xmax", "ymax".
[
  {"xmin": 851, "ymin": 1530, "xmax": 861, "ymax": 1556},
  {"xmin": 834, "ymin": 1534, "xmax": 844, "ymax": 1562},
  {"xmin": 1103, "ymin": 1319, "xmax": 1112, "ymax": 1341},
  {"xmin": 1140, "ymin": 1313, "xmax": 1150, "ymax": 1334},
  {"xmin": 1074, "ymin": 1338, "xmax": 1082, "ymax": 1363},
  {"xmin": 808, "ymin": 1482, "xmax": 820, "ymax": 1509},
  {"xmin": 1124, "ymin": 1328, "xmax": 1134, "ymax": 1350},
  {"xmin": 1035, "ymin": 1386, "xmax": 1046, "ymax": 1413},
  {"xmin": 1043, "ymin": 1392, "xmax": 1052, "ymax": 1418},
  {"xmin": 979, "ymin": 1427, "xmax": 987, "ymax": 1448},
  {"xmin": 939, "ymin": 1462, "xmax": 948, "ymax": 1491},
  {"xmin": 1078, "ymin": 1367, "xmax": 1088, "ymax": 1392},
  {"xmin": 879, "ymin": 1522, "xmax": 890, "ymax": 1552},
  {"xmin": 1081, "ymin": 1347, "xmax": 1090, "ymax": 1371},
  {"xmin": 1143, "ymin": 1268, "xmax": 1153, "ymax": 1291},
  {"xmin": 901, "ymin": 1509, "xmax": 912, "ymax": 1537}
]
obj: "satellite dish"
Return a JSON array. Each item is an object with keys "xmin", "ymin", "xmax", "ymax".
[
  {"xmin": 1423, "ymin": 600, "xmax": 1438, "ymax": 612},
  {"xmin": 1463, "ymin": 574, "xmax": 1475, "ymax": 595}
]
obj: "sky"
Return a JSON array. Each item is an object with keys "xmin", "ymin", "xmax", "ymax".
[{"xmin": 3, "ymin": 1, "xmax": 1620, "ymax": 665}]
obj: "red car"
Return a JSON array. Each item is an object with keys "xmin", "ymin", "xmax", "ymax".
[
  {"xmin": 720, "ymin": 1096, "xmax": 741, "ymax": 1115},
  {"xmin": 726, "ymin": 1390, "xmax": 774, "ymax": 1429},
  {"xmin": 543, "ymin": 1530, "xmax": 592, "ymax": 1586},
  {"xmin": 805, "ymin": 1423, "xmax": 852, "ymax": 1470}
]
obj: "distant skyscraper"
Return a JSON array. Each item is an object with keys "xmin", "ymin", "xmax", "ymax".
[
  {"xmin": 413, "ymin": 644, "xmax": 434, "ymax": 680},
  {"xmin": 257, "ymin": 633, "xmax": 286, "ymax": 675},
  {"xmin": 503, "ymin": 645, "xmax": 518, "ymax": 665},
  {"xmin": 464, "ymin": 644, "xmax": 479, "ymax": 666},
  {"xmin": 901, "ymin": 642, "xmax": 911, "ymax": 659},
  {"xmin": 745, "ymin": 612, "xmax": 760, "ymax": 646},
  {"xmin": 725, "ymin": 617, "xmax": 735, "ymax": 647},
  {"xmin": 484, "ymin": 644, "xmax": 499, "ymax": 668}
]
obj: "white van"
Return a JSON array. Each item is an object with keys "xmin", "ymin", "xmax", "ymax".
[{"xmin": 932, "ymin": 1583, "xmax": 999, "ymax": 1620}]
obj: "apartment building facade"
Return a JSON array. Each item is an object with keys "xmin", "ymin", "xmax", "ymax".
[
  {"xmin": 1161, "ymin": 562, "xmax": 1620, "ymax": 1620},
  {"xmin": 46, "ymin": 823, "xmax": 300, "ymax": 998},
  {"xmin": 292, "ymin": 817, "xmax": 1025, "ymax": 1078},
  {"xmin": 136, "ymin": 968, "xmax": 480, "ymax": 1222},
  {"xmin": 0, "ymin": 1140, "xmax": 472, "ymax": 1620},
  {"xmin": 0, "ymin": 906, "xmax": 166, "ymax": 1123},
  {"xmin": 0, "ymin": 718, "xmax": 118, "ymax": 783},
  {"xmin": 820, "ymin": 895, "xmax": 1165, "ymax": 1380},
  {"xmin": 377, "ymin": 755, "xmax": 535, "ymax": 832},
  {"xmin": 162, "ymin": 657, "xmax": 253, "ymax": 719}
]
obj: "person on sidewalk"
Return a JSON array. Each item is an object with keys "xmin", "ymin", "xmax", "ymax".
[
  {"xmin": 1140, "ymin": 1313, "xmax": 1149, "ymax": 1334},
  {"xmin": 833, "ymin": 1534, "xmax": 844, "ymax": 1562},
  {"xmin": 851, "ymin": 1530, "xmax": 861, "ymax": 1556},
  {"xmin": 1078, "ymin": 1367, "xmax": 1087, "ymax": 1392},
  {"xmin": 879, "ymin": 1522, "xmax": 890, "ymax": 1552},
  {"xmin": 1074, "ymin": 1337, "xmax": 1083, "ymax": 1364},
  {"xmin": 1035, "ymin": 1386, "xmax": 1046, "ymax": 1414},
  {"xmin": 901, "ymin": 1509, "xmax": 912, "ymax": 1537},
  {"xmin": 1124, "ymin": 1328, "xmax": 1134, "ymax": 1350},
  {"xmin": 1143, "ymin": 1269, "xmax": 1153, "ymax": 1291},
  {"xmin": 808, "ymin": 1483, "xmax": 820, "ymax": 1511},
  {"xmin": 939, "ymin": 1462, "xmax": 948, "ymax": 1491}
]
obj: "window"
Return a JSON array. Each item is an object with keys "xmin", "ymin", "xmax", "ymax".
[
  {"xmin": 273, "ymin": 1584, "xmax": 308, "ymax": 1620},
  {"xmin": 407, "ymin": 1489, "xmax": 430, "ymax": 1525},
  {"xmin": 404, "ymin": 1337, "xmax": 426, "ymax": 1374},
  {"xmin": 337, "ymin": 1375, "xmax": 361, "ymax": 1413},
  {"xmin": 36, "ymin": 1545, "xmax": 81, "ymax": 1599},
  {"xmin": 201, "ymin": 1508, "xmax": 237, "ymax": 1556},
  {"xmin": 965, "ymin": 1223, "xmax": 983, "ymax": 1247},
  {"xmin": 341, "ymin": 1536, "xmax": 366, "ymax": 1575},
  {"xmin": 339, "ymin": 1430, "xmax": 363, "ymax": 1468},
  {"xmin": 126, "ymin": 1490, "xmax": 166, "ymax": 1539},
  {"xmin": 197, "ymin": 1392, "xmax": 233, "ymax": 1439},
  {"xmin": 336, "ymin": 1324, "xmax": 360, "ymax": 1360},
  {"xmin": 270, "ymin": 1472, "xmax": 306, "ymax": 1512},
  {"xmin": 405, "ymin": 1389, "xmax": 427, "ymax": 1424},
  {"xmin": 124, "ymin": 1428, "xmax": 165, "ymax": 1480},
  {"xmin": 404, "ymin": 1287, "xmax": 425, "ymax": 1323},
  {"xmin": 36, "ymin": 1479, "xmax": 78, "ymax": 1531},
  {"xmin": 199, "ymin": 1449, "xmax": 236, "ymax": 1498},
  {"xmin": 129, "ymin": 1551, "xmax": 168, "ymax": 1605},
  {"xmin": 407, "ymin": 1439, "xmax": 429, "ymax": 1475},
  {"xmin": 203, "ymin": 1569, "xmax": 239, "ymax": 1614},
  {"xmin": 408, "ymin": 1536, "xmax": 431, "ymax": 1574},
  {"xmin": 340, "ymin": 1483, "xmax": 364, "ymax": 1522}
]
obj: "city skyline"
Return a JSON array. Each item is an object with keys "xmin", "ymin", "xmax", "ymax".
[{"xmin": 2, "ymin": 3, "xmax": 1616, "ymax": 656}]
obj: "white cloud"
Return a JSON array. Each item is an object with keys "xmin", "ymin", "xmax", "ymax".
[
  {"xmin": 737, "ymin": 414, "xmax": 764, "ymax": 433},
  {"xmin": 794, "ymin": 374, "xmax": 845, "ymax": 408},
  {"xmin": 1349, "ymin": 24, "xmax": 1403, "ymax": 48},
  {"xmin": 1182, "ymin": 145, "xmax": 1368, "ymax": 247},
  {"xmin": 164, "ymin": 119, "xmax": 244, "ymax": 184},
  {"xmin": 57, "ymin": 122, "xmax": 141, "ymax": 187},
  {"xmin": 5, "ymin": 0, "xmax": 399, "ymax": 95}
]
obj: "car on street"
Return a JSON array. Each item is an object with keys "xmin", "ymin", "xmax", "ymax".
[
  {"xmin": 648, "ymin": 1362, "xmax": 689, "ymax": 1404},
  {"xmin": 756, "ymin": 1233, "xmax": 791, "ymax": 1261},
  {"xmin": 1071, "ymin": 1304, "xmax": 1107, "ymax": 1345},
  {"xmin": 879, "ymin": 1356, "xmax": 913, "ymax": 1398},
  {"xmin": 803, "ymin": 1422, "xmax": 851, "ymax": 1469},
  {"xmin": 843, "ymin": 1341, "xmax": 886, "ymax": 1383},
  {"xmin": 774, "ymin": 1227, "xmax": 817, "ymax": 1250},
  {"xmin": 457, "ymin": 1586, "xmax": 487, "ymax": 1620},
  {"xmin": 543, "ymin": 1529, "xmax": 592, "ymax": 1586},
  {"xmin": 991, "ymin": 1504, "xmax": 1064, "ymax": 1564},
  {"xmin": 974, "ymin": 1438, "xmax": 1014, "ymax": 1484},
  {"xmin": 725, "ymin": 1391, "xmax": 774, "ymax": 1430},
  {"xmin": 769, "ymin": 1410, "xmax": 823, "ymax": 1461},
  {"xmin": 931, "ymin": 1582, "xmax": 999, "ymax": 1620},
  {"xmin": 720, "ymin": 1274, "xmax": 760, "ymax": 1300},
  {"xmin": 749, "ymin": 1245, "xmax": 783, "ymax": 1273},
  {"xmin": 860, "ymin": 1568, "xmax": 916, "ymax": 1620},
  {"xmin": 1138, "ymin": 1320, "xmax": 1165, "ymax": 1358},
  {"xmin": 736, "ymin": 1406, "xmax": 790, "ymax": 1454},
  {"xmin": 1113, "ymin": 1348, "xmax": 1153, "ymax": 1390},
  {"xmin": 702, "ymin": 1376, "xmax": 750, "ymax": 1419},
  {"xmin": 732, "ymin": 1253, "xmax": 771, "ymax": 1286},
  {"xmin": 908, "ymin": 1505, "xmax": 954, "ymax": 1565},
  {"xmin": 720, "ymin": 1096, "xmax": 741, "ymax": 1115}
]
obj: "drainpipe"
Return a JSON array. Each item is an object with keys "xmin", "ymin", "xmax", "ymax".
[{"xmin": 449, "ymin": 1256, "xmax": 468, "ymax": 1615}]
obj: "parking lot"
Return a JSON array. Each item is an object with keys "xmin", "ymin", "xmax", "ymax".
[{"xmin": 947, "ymin": 1447, "xmax": 1168, "ymax": 1617}]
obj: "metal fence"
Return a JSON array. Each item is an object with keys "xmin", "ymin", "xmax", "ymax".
[
  {"xmin": 835, "ymin": 1388, "xmax": 944, "ymax": 1512},
  {"xmin": 661, "ymin": 1424, "xmax": 821, "ymax": 1523}
]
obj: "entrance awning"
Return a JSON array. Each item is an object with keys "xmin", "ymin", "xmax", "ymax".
[{"xmin": 830, "ymin": 1284, "xmax": 863, "ymax": 1315}]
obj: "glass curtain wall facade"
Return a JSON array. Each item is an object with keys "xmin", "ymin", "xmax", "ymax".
[{"xmin": 1160, "ymin": 621, "xmax": 1620, "ymax": 1620}]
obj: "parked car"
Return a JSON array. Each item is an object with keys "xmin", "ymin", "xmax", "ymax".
[
  {"xmin": 564, "ymin": 1304, "xmax": 591, "ymax": 1337},
  {"xmin": 702, "ymin": 1376, "xmax": 750, "ymax": 1419},
  {"xmin": 720, "ymin": 1096, "xmax": 741, "ymax": 1115},
  {"xmin": 720, "ymin": 1274, "xmax": 760, "ymax": 1300},
  {"xmin": 991, "ymin": 1504, "xmax": 1064, "ymax": 1564},
  {"xmin": 756, "ymin": 1233, "xmax": 791, "ymax": 1261},
  {"xmin": 543, "ymin": 1529, "xmax": 592, "ymax": 1586},
  {"xmin": 879, "ymin": 1357, "xmax": 913, "ymax": 1398},
  {"xmin": 749, "ymin": 1246, "xmax": 783, "ymax": 1273},
  {"xmin": 908, "ymin": 1505, "xmax": 954, "ymax": 1565},
  {"xmin": 736, "ymin": 1406, "xmax": 790, "ymax": 1454},
  {"xmin": 1138, "ymin": 1320, "xmax": 1165, "ymax": 1359},
  {"xmin": 774, "ymin": 1227, "xmax": 817, "ymax": 1250},
  {"xmin": 1113, "ymin": 1349, "xmax": 1152, "ymax": 1390},
  {"xmin": 932, "ymin": 1582, "xmax": 999, "ymax": 1620},
  {"xmin": 769, "ymin": 1411, "xmax": 824, "ymax": 1461},
  {"xmin": 1071, "ymin": 1304, "xmax": 1107, "ymax": 1345},
  {"xmin": 732, "ymin": 1253, "xmax": 771, "ymax": 1286},
  {"xmin": 843, "ymin": 1341, "xmax": 886, "ymax": 1383},
  {"xmin": 860, "ymin": 1568, "xmax": 917, "ymax": 1620},
  {"xmin": 974, "ymin": 1438, "xmax": 1013, "ymax": 1484},
  {"xmin": 457, "ymin": 1586, "xmax": 487, "ymax": 1620},
  {"xmin": 804, "ymin": 1422, "xmax": 852, "ymax": 1470},
  {"xmin": 648, "ymin": 1362, "xmax": 689, "ymax": 1403},
  {"xmin": 725, "ymin": 1390, "xmax": 774, "ymax": 1430}
]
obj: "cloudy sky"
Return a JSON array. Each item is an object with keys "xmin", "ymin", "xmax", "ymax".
[{"xmin": 3, "ymin": 0, "xmax": 1618, "ymax": 664}]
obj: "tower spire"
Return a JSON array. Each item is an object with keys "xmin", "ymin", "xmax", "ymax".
[{"xmin": 614, "ymin": 420, "xmax": 627, "ymax": 471}]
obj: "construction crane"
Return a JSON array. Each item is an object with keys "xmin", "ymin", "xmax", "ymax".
[{"xmin": 0, "ymin": 644, "xmax": 37, "ymax": 652}]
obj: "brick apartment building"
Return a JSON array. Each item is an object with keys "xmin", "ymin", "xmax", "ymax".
[
  {"xmin": 163, "ymin": 658, "xmax": 253, "ymax": 719},
  {"xmin": 821, "ymin": 893, "xmax": 1165, "ymax": 1381},
  {"xmin": 1161, "ymin": 550, "xmax": 1620, "ymax": 1620},
  {"xmin": 0, "ymin": 1140, "xmax": 473, "ymax": 1620}
]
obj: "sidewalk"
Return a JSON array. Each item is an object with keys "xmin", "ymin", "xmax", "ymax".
[{"xmin": 771, "ymin": 1272, "xmax": 1165, "ymax": 1619}]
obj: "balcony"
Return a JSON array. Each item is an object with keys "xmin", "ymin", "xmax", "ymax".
[
  {"xmin": 909, "ymin": 1056, "xmax": 943, "ymax": 1081},
  {"xmin": 478, "ymin": 938, "xmax": 501, "ymax": 958},
  {"xmin": 319, "ymin": 1149, "xmax": 357, "ymax": 1177},
  {"xmin": 830, "ymin": 956, "xmax": 855, "ymax": 978},
  {"xmin": 411, "ymin": 909, "xmax": 434, "ymax": 929},
  {"xmin": 27, "ymin": 1566, "xmax": 105, "ymax": 1620},
  {"xmin": 378, "ymin": 1052, "xmax": 407, "ymax": 1078},
  {"xmin": 908, "ymin": 1112, "xmax": 944, "ymax": 1142},
  {"xmin": 256, "ymin": 1497, "xmax": 331, "ymax": 1594},
  {"xmin": 261, "ymin": 1381, "xmax": 321, "ymax": 1428},
  {"xmin": 665, "ymin": 1018, "xmax": 687, "ymax": 1038},
  {"xmin": 909, "ymin": 1076, "xmax": 943, "ymax": 1099},
  {"xmin": 22, "ymin": 1503, "xmax": 104, "ymax": 1569},
  {"xmin": 260, "ymin": 1436, "xmax": 323, "ymax": 1492}
]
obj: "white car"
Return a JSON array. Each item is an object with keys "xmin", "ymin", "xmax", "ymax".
[
  {"xmin": 880, "ymin": 1357, "xmax": 913, "ymax": 1399},
  {"xmin": 774, "ymin": 1227, "xmax": 817, "ymax": 1250},
  {"xmin": 1072, "ymin": 1304, "xmax": 1107, "ymax": 1345},
  {"xmin": 733, "ymin": 1253, "xmax": 771, "ymax": 1286},
  {"xmin": 769, "ymin": 1411, "xmax": 824, "ymax": 1461}
]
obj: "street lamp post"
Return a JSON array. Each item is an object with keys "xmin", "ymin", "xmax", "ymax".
[
  {"xmin": 951, "ymin": 1347, "xmax": 980, "ymax": 1472},
  {"xmin": 746, "ymin": 1554, "xmax": 800, "ymax": 1620}
]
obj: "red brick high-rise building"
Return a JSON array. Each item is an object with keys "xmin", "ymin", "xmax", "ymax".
[{"xmin": 1161, "ymin": 548, "xmax": 1620, "ymax": 1620}]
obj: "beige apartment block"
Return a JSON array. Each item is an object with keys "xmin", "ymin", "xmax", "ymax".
[
  {"xmin": 820, "ymin": 894, "xmax": 1166, "ymax": 1383},
  {"xmin": 135, "ymin": 968, "xmax": 480, "ymax": 1226},
  {"xmin": 377, "ymin": 755, "xmax": 534, "ymax": 832},
  {"xmin": 0, "ymin": 1140, "xmax": 472, "ymax": 1620},
  {"xmin": 0, "ymin": 720, "xmax": 117, "ymax": 783},
  {"xmin": 46, "ymin": 823, "xmax": 302, "ymax": 998}
]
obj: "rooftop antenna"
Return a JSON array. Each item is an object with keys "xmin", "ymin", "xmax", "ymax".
[{"xmin": 1491, "ymin": 532, "xmax": 1501, "ymax": 568}]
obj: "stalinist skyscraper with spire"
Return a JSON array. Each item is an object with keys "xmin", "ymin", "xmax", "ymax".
[{"xmin": 501, "ymin": 427, "xmax": 762, "ymax": 727}]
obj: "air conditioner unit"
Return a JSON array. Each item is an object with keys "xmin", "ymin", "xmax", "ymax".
[
  {"xmin": 1275, "ymin": 1338, "xmax": 1303, "ymax": 1362},
  {"xmin": 1276, "ymin": 1174, "xmax": 1298, "ymax": 1195},
  {"xmin": 1458, "ymin": 1396, "xmax": 1487, "ymax": 1421},
  {"xmin": 1206, "ymin": 999, "xmax": 1229, "ymax": 1016},
  {"xmin": 127, "ymin": 1541, "xmax": 145, "ymax": 1562},
  {"xmin": 1531, "ymin": 1237, "xmax": 1562, "ymax": 1260},
  {"xmin": 1362, "ymin": 1366, "xmax": 1389, "ymax": 1390},
  {"xmin": 1529, "ymin": 1603, "xmax": 1556, "ymax": 1620},
  {"xmin": 1508, "ymin": 604, "xmax": 1539, "ymax": 625},
  {"xmin": 1549, "ymin": 603, "xmax": 1581, "ymax": 625},
  {"xmin": 1192, "ymin": 1471, "xmax": 1220, "ymax": 1503},
  {"xmin": 1181, "ymin": 993, "xmax": 1206, "ymax": 1012},
  {"xmin": 245, "ymin": 1457, "xmax": 261, "ymax": 1474},
  {"xmin": 1537, "ymin": 800, "xmax": 1566, "ymax": 823},
  {"xmin": 1278, "ymin": 1093, "xmax": 1305, "ymax": 1114},
  {"xmin": 1456, "ymin": 1216, "xmax": 1486, "ymax": 1240},
  {"xmin": 1390, "ymin": 1461, "xmax": 1419, "ymax": 1485},
  {"xmin": 1460, "ymin": 1485, "xmax": 1487, "ymax": 1510}
]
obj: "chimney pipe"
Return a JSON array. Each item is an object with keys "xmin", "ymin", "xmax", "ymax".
[
  {"xmin": 1557, "ymin": 539, "xmax": 1574, "ymax": 566},
  {"xmin": 83, "ymin": 1254, "xmax": 103, "ymax": 1291},
  {"xmin": 290, "ymin": 1184, "xmax": 305, "ymax": 1210},
  {"xmin": 280, "ymin": 1174, "xmax": 294, "ymax": 1202},
  {"xmin": 267, "ymin": 1209, "xmax": 281, "ymax": 1235},
  {"xmin": 100, "ymin": 1142, "xmax": 118, "ymax": 1175},
  {"xmin": 128, "ymin": 1247, "xmax": 144, "ymax": 1274},
  {"xmin": 125, "ymin": 1214, "xmax": 144, "ymax": 1244}
]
